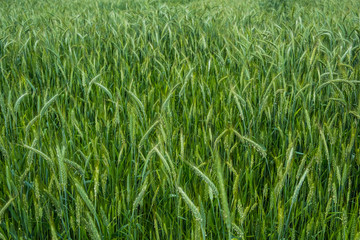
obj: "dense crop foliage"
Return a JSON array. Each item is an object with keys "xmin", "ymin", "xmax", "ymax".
[{"xmin": 1, "ymin": 0, "xmax": 360, "ymax": 239}]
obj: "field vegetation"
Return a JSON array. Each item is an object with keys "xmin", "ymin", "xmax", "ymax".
[{"xmin": 1, "ymin": 0, "xmax": 360, "ymax": 239}]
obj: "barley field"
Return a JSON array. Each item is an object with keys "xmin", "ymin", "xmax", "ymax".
[{"xmin": 1, "ymin": 0, "xmax": 360, "ymax": 239}]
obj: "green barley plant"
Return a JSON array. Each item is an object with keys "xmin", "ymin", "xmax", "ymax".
[{"xmin": 1, "ymin": 0, "xmax": 360, "ymax": 238}]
